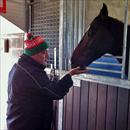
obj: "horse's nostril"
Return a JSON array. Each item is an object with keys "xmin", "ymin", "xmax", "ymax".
[{"xmin": 79, "ymin": 66, "xmax": 86, "ymax": 70}]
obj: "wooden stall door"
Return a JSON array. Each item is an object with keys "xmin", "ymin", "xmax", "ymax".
[{"xmin": 63, "ymin": 81, "xmax": 130, "ymax": 130}]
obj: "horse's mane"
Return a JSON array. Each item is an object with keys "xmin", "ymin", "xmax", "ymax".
[
  {"xmin": 108, "ymin": 16, "xmax": 130, "ymax": 76},
  {"xmin": 106, "ymin": 16, "xmax": 130, "ymax": 47},
  {"xmin": 108, "ymin": 16, "xmax": 130, "ymax": 32}
]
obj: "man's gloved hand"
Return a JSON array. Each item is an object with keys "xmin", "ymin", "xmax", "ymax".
[{"xmin": 68, "ymin": 67, "xmax": 87, "ymax": 76}]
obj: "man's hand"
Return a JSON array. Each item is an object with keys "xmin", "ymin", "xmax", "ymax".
[{"xmin": 69, "ymin": 67, "xmax": 87, "ymax": 76}]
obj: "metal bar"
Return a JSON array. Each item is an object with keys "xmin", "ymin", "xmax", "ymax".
[
  {"xmin": 73, "ymin": 74, "xmax": 130, "ymax": 89},
  {"xmin": 52, "ymin": 69, "xmax": 130, "ymax": 89},
  {"xmin": 92, "ymin": 61, "xmax": 122, "ymax": 66},
  {"xmin": 87, "ymin": 67, "xmax": 122, "ymax": 74},
  {"xmin": 73, "ymin": 0, "xmax": 79, "ymax": 49},
  {"xmin": 113, "ymin": 56, "xmax": 123, "ymax": 59},
  {"xmin": 63, "ymin": 0, "xmax": 67, "ymax": 70},
  {"xmin": 67, "ymin": 0, "xmax": 74, "ymax": 69},
  {"xmin": 28, "ymin": 0, "xmax": 34, "ymax": 32},
  {"xmin": 54, "ymin": 47, "xmax": 56, "ymax": 69},
  {"xmin": 82, "ymin": 0, "xmax": 86, "ymax": 33},
  {"xmin": 66, "ymin": 0, "xmax": 69, "ymax": 70},
  {"xmin": 128, "ymin": 3, "xmax": 130, "ymax": 80},
  {"xmin": 58, "ymin": 0, "xmax": 64, "ymax": 129},
  {"xmin": 71, "ymin": 0, "xmax": 75, "ymax": 59},
  {"xmin": 25, "ymin": 0, "xmax": 29, "ymax": 32},
  {"xmin": 59, "ymin": 0, "xmax": 64, "ymax": 76},
  {"xmin": 103, "ymin": 54, "xmax": 123, "ymax": 58},
  {"xmin": 121, "ymin": 0, "xmax": 128, "ymax": 79},
  {"xmin": 28, "ymin": 5, "xmax": 32, "ymax": 32},
  {"xmin": 45, "ymin": 68, "xmax": 130, "ymax": 89},
  {"xmin": 78, "ymin": 0, "xmax": 83, "ymax": 42}
]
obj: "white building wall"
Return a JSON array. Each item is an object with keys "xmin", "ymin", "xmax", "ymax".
[{"xmin": 0, "ymin": 16, "xmax": 24, "ymax": 130}]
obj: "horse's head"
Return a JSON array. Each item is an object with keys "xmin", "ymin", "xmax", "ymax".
[{"xmin": 71, "ymin": 3, "xmax": 124, "ymax": 69}]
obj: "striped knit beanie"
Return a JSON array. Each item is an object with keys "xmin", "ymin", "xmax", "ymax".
[{"xmin": 24, "ymin": 33, "xmax": 49, "ymax": 56}]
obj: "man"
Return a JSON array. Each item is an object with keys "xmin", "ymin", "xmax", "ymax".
[{"xmin": 7, "ymin": 33, "xmax": 86, "ymax": 130}]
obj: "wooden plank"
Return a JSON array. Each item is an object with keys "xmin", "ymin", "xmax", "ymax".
[
  {"xmin": 96, "ymin": 84, "xmax": 107, "ymax": 130},
  {"xmin": 87, "ymin": 82, "xmax": 98, "ymax": 130},
  {"xmin": 64, "ymin": 87, "xmax": 73, "ymax": 130},
  {"xmin": 79, "ymin": 81, "xmax": 89, "ymax": 130},
  {"xmin": 72, "ymin": 86, "xmax": 81, "ymax": 130},
  {"xmin": 106, "ymin": 86, "xmax": 117, "ymax": 130},
  {"xmin": 53, "ymin": 100, "xmax": 59, "ymax": 130},
  {"xmin": 116, "ymin": 88, "xmax": 129, "ymax": 130},
  {"xmin": 63, "ymin": 96, "xmax": 67, "ymax": 130}
]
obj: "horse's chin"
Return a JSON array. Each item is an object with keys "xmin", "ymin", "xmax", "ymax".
[
  {"xmin": 79, "ymin": 66, "xmax": 86, "ymax": 70},
  {"xmin": 71, "ymin": 64, "xmax": 86, "ymax": 70}
]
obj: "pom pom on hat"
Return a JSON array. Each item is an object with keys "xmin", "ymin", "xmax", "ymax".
[
  {"xmin": 24, "ymin": 33, "xmax": 49, "ymax": 56},
  {"xmin": 26, "ymin": 33, "xmax": 34, "ymax": 40}
]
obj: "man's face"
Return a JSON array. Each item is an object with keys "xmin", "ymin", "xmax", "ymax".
[{"xmin": 37, "ymin": 50, "xmax": 49, "ymax": 65}]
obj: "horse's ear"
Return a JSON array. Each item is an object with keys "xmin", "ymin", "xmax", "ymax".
[{"xmin": 99, "ymin": 3, "xmax": 108, "ymax": 19}]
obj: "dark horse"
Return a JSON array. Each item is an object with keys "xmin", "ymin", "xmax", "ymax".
[{"xmin": 71, "ymin": 3, "xmax": 130, "ymax": 76}]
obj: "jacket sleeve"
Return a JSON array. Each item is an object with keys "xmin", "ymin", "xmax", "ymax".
[{"xmin": 34, "ymin": 71, "xmax": 73, "ymax": 100}]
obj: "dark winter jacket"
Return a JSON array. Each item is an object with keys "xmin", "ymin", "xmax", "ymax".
[{"xmin": 7, "ymin": 54, "xmax": 73, "ymax": 130}]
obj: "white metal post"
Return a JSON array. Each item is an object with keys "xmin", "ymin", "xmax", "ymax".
[
  {"xmin": 58, "ymin": 0, "xmax": 64, "ymax": 130},
  {"xmin": 121, "ymin": 0, "xmax": 129, "ymax": 79}
]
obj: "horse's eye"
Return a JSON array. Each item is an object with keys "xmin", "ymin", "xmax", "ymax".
[
  {"xmin": 88, "ymin": 30, "xmax": 91, "ymax": 36},
  {"xmin": 88, "ymin": 24, "xmax": 97, "ymax": 37},
  {"xmin": 88, "ymin": 29, "xmax": 93, "ymax": 37}
]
